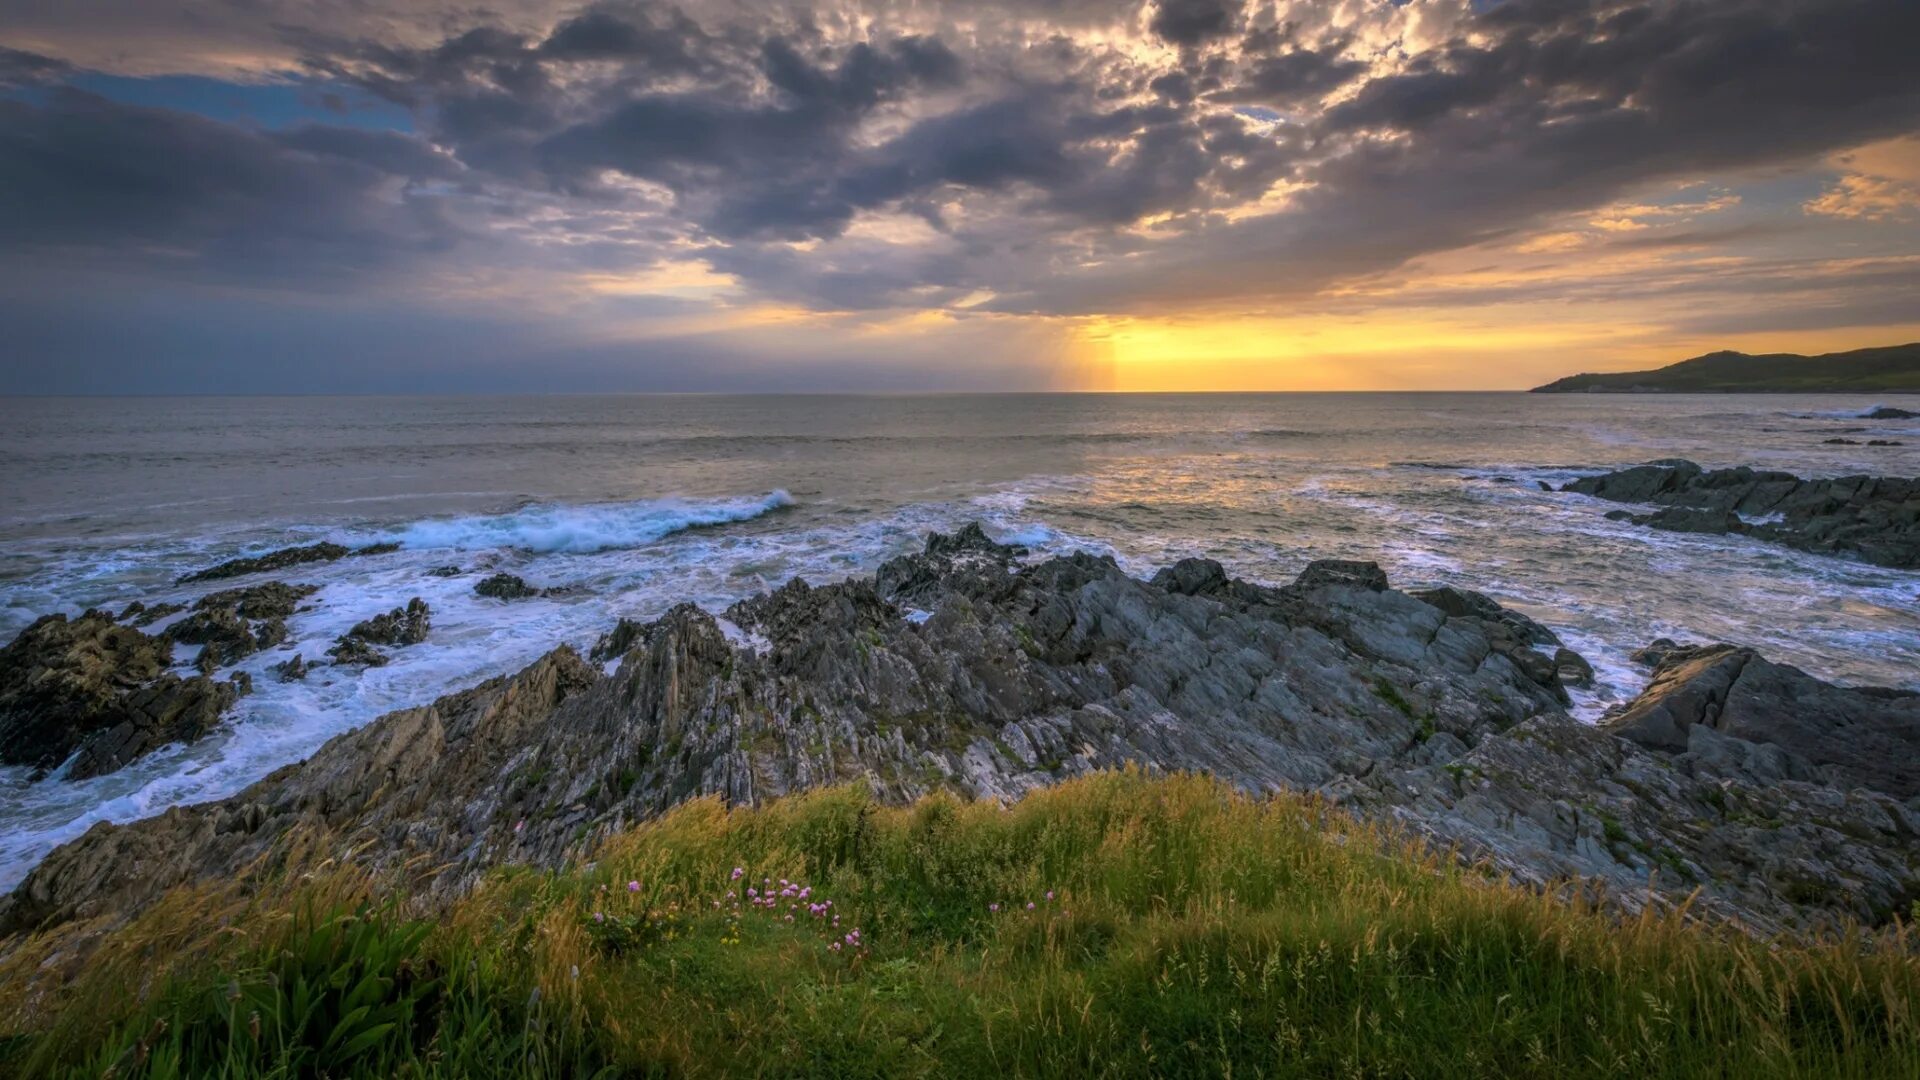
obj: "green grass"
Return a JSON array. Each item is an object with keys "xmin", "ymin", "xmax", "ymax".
[{"xmin": 4, "ymin": 771, "xmax": 1917, "ymax": 1077}]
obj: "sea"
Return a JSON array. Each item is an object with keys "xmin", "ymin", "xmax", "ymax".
[{"xmin": 2, "ymin": 392, "xmax": 1917, "ymax": 889}]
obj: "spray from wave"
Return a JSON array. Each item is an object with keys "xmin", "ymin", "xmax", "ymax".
[{"xmin": 382, "ymin": 491, "xmax": 795, "ymax": 554}]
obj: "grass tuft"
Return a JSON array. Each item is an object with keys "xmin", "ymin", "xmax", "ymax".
[{"xmin": 3, "ymin": 770, "xmax": 1916, "ymax": 1077}]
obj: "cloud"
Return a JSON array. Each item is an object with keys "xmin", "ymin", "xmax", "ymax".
[
  {"xmin": 1, "ymin": 0, "xmax": 1918, "ymax": 390},
  {"xmin": 1805, "ymin": 134, "xmax": 1920, "ymax": 221},
  {"xmin": 0, "ymin": 45, "xmax": 71, "ymax": 87}
]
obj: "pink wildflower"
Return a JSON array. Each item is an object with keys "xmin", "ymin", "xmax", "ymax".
[
  {"xmin": 628, "ymin": 880, "xmax": 640, "ymax": 893},
  {"xmin": 731, "ymin": 867, "xmax": 744, "ymax": 880}
]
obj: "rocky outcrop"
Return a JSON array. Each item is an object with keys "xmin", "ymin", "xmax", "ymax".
[
  {"xmin": 3, "ymin": 527, "xmax": 1913, "ymax": 944},
  {"xmin": 1603, "ymin": 641, "xmax": 1920, "ymax": 799},
  {"xmin": 1865, "ymin": 406, "xmax": 1918, "ymax": 420},
  {"xmin": 326, "ymin": 599, "xmax": 431, "ymax": 667},
  {"xmin": 0, "ymin": 613, "xmax": 236, "ymax": 780},
  {"xmin": 1337, "ymin": 640, "xmax": 1920, "ymax": 929},
  {"xmin": 177, "ymin": 541, "xmax": 401, "ymax": 584},
  {"xmin": 0, "ymin": 529, "xmax": 1578, "ymax": 936},
  {"xmin": 1566, "ymin": 460, "xmax": 1920, "ymax": 568}
]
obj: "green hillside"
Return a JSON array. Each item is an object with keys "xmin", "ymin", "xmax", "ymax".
[{"xmin": 1532, "ymin": 343, "xmax": 1920, "ymax": 393}]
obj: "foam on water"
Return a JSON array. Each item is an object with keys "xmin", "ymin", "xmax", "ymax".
[{"xmin": 380, "ymin": 491, "xmax": 795, "ymax": 553}]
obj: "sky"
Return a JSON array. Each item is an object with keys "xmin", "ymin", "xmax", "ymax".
[{"xmin": 1, "ymin": 0, "xmax": 1918, "ymax": 393}]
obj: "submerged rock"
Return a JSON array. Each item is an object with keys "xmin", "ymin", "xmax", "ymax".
[
  {"xmin": 1565, "ymin": 460, "xmax": 1920, "ymax": 567},
  {"xmin": 327, "ymin": 598, "xmax": 431, "ymax": 666},
  {"xmin": 0, "ymin": 612, "xmax": 236, "ymax": 780},
  {"xmin": 272, "ymin": 654, "xmax": 309, "ymax": 682},
  {"xmin": 1864, "ymin": 406, "xmax": 1918, "ymax": 419},
  {"xmin": 475, "ymin": 573, "xmax": 541, "ymax": 600},
  {"xmin": 177, "ymin": 541, "xmax": 400, "ymax": 584}
]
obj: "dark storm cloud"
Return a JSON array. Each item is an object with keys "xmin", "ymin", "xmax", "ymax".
[
  {"xmin": 0, "ymin": 45, "xmax": 71, "ymax": 87},
  {"xmin": 1, "ymin": 0, "xmax": 1918, "ymax": 385},
  {"xmin": 1213, "ymin": 43, "xmax": 1366, "ymax": 106},
  {"xmin": 1149, "ymin": 0, "xmax": 1244, "ymax": 46},
  {"xmin": 992, "ymin": 0, "xmax": 1920, "ymax": 313},
  {"xmin": 0, "ymin": 88, "xmax": 467, "ymax": 284}
]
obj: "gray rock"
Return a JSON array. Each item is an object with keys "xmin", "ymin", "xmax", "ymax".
[
  {"xmin": 163, "ymin": 581, "xmax": 318, "ymax": 671},
  {"xmin": 1603, "ymin": 643, "xmax": 1920, "ymax": 799},
  {"xmin": 327, "ymin": 598, "xmax": 431, "ymax": 666},
  {"xmin": 1564, "ymin": 460, "xmax": 1920, "ymax": 567},
  {"xmin": 1294, "ymin": 559, "xmax": 1389, "ymax": 591},
  {"xmin": 178, "ymin": 542, "xmax": 399, "ymax": 584},
  {"xmin": 0, "ymin": 611, "xmax": 237, "ymax": 779},
  {"xmin": 475, "ymin": 573, "xmax": 541, "ymax": 600}
]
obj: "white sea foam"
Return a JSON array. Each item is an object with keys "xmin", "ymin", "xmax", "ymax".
[{"xmin": 382, "ymin": 491, "xmax": 795, "ymax": 554}]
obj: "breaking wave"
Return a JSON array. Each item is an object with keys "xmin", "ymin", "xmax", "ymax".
[{"xmin": 384, "ymin": 491, "xmax": 795, "ymax": 554}]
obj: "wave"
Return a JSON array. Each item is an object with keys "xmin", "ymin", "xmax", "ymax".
[{"xmin": 383, "ymin": 491, "xmax": 795, "ymax": 554}]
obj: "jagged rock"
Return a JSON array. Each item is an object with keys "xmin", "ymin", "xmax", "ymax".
[
  {"xmin": 6, "ymin": 526, "xmax": 1915, "ymax": 947},
  {"xmin": 1149, "ymin": 557, "xmax": 1229, "ymax": 597},
  {"xmin": 65, "ymin": 676, "xmax": 236, "ymax": 782},
  {"xmin": 1409, "ymin": 586, "xmax": 1581, "ymax": 699},
  {"xmin": 326, "ymin": 637, "xmax": 389, "ymax": 668},
  {"xmin": 343, "ymin": 598, "xmax": 432, "ymax": 648},
  {"xmin": 324, "ymin": 598, "xmax": 430, "ymax": 667},
  {"xmin": 177, "ymin": 541, "xmax": 399, "ymax": 584},
  {"xmin": 1295, "ymin": 559, "xmax": 1389, "ymax": 591},
  {"xmin": 874, "ymin": 524, "xmax": 1025, "ymax": 608},
  {"xmin": 590, "ymin": 619, "xmax": 645, "ymax": 663},
  {"xmin": 272, "ymin": 654, "xmax": 308, "ymax": 682},
  {"xmin": 1603, "ymin": 643, "xmax": 1920, "ymax": 799},
  {"xmin": 1564, "ymin": 460, "xmax": 1920, "ymax": 567},
  {"xmin": 1411, "ymin": 586, "xmax": 1559, "ymax": 647},
  {"xmin": 2, "ymin": 532, "xmax": 1568, "ymax": 936},
  {"xmin": 0, "ymin": 612, "xmax": 240, "ymax": 780},
  {"xmin": 475, "ymin": 573, "xmax": 540, "ymax": 600},
  {"xmin": 162, "ymin": 581, "xmax": 318, "ymax": 671},
  {"xmin": 127, "ymin": 602, "xmax": 184, "ymax": 628}
]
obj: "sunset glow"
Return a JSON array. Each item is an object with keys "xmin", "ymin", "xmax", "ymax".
[{"xmin": 1, "ymin": 0, "xmax": 1916, "ymax": 391}]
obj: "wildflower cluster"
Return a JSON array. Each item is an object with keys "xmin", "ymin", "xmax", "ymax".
[
  {"xmin": 583, "ymin": 865, "xmax": 866, "ymax": 959},
  {"xmin": 583, "ymin": 878, "xmax": 688, "ymax": 956},
  {"xmin": 989, "ymin": 889, "xmax": 1063, "ymax": 919}
]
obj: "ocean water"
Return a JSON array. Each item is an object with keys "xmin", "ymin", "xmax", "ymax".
[{"xmin": 2, "ymin": 392, "xmax": 1917, "ymax": 889}]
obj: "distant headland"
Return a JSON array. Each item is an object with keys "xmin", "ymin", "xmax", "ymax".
[{"xmin": 1530, "ymin": 342, "xmax": 1920, "ymax": 394}]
